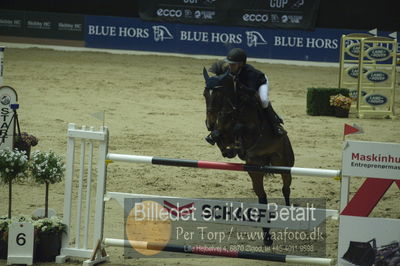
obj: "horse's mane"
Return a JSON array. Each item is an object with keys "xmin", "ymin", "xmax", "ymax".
[{"xmin": 209, "ymin": 60, "xmax": 228, "ymax": 75}]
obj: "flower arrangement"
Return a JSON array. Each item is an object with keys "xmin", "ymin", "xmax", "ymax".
[
  {"xmin": 30, "ymin": 150, "xmax": 65, "ymax": 185},
  {"xmin": 329, "ymin": 94, "xmax": 352, "ymax": 110},
  {"xmin": 0, "ymin": 149, "xmax": 29, "ymax": 218},
  {"xmin": 0, "ymin": 215, "xmax": 32, "ymax": 241},
  {"xmin": 30, "ymin": 150, "xmax": 65, "ymax": 218},
  {"xmin": 33, "ymin": 216, "xmax": 66, "ymax": 234},
  {"xmin": 0, "ymin": 216, "xmax": 11, "ymax": 242},
  {"xmin": 14, "ymin": 132, "xmax": 39, "ymax": 159},
  {"xmin": 33, "ymin": 215, "xmax": 66, "ymax": 261},
  {"xmin": 0, "ymin": 148, "xmax": 29, "ymax": 183},
  {"xmin": 0, "ymin": 214, "xmax": 66, "ymax": 262},
  {"xmin": 16, "ymin": 132, "xmax": 39, "ymax": 147},
  {"xmin": 0, "ymin": 215, "xmax": 11, "ymax": 259},
  {"xmin": 0, "ymin": 215, "xmax": 66, "ymax": 238}
]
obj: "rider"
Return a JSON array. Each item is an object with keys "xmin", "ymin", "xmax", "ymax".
[{"xmin": 206, "ymin": 48, "xmax": 285, "ymax": 146}]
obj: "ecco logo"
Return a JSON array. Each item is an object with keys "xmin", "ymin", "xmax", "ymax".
[
  {"xmin": 157, "ymin": 8, "xmax": 183, "ymax": 18},
  {"xmin": 243, "ymin": 13, "xmax": 269, "ymax": 22}
]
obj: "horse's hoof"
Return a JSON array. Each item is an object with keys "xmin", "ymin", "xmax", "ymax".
[
  {"xmin": 223, "ymin": 151, "xmax": 237, "ymax": 158},
  {"xmin": 222, "ymin": 148, "xmax": 237, "ymax": 158},
  {"xmin": 263, "ymin": 237, "xmax": 273, "ymax": 246},
  {"xmin": 205, "ymin": 135, "xmax": 216, "ymax": 145},
  {"xmin": 237, "ymin": 151, "xmax": 246, "ymax": 160}
]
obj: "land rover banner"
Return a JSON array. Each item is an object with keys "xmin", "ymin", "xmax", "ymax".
[{"xmin": 138, "ymin": 0, "xmax": 320, "ymax": 30}]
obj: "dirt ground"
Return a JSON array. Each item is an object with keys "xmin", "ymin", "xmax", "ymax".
[{"xmin": 0, "ymin": 46, "xmax": 399, "ymax": 266}]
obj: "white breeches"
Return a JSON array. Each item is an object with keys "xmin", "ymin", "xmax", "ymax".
[{"xmin": 258, "ymin": 75, "xmax": 270, "ymax": 108}]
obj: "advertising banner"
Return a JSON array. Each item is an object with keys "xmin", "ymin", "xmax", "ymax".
[
  {"xmin": 0, "ymin": 10, "xmax": 84, "ymax": 40},
  {"xmin": 0, "ymin": 10, "xmax": 24, "ymax": 36},
  {"xmin": 85, "ymin": 16, "xmax": 379, "ymax": 62},
  {"xmin": 138, "ymin": 0, "xmax": 320, "ymax": 30},
  {"xmin": 338, "ymin": 216, "xmax": 400, "ymax": 266},
  {"xmin": 138, "ymin": 0, "xmax": 227, "ymax": 26},
  {"xmin": 119, "ymin": 195, "xmax": 329, "ymax": 258},
  {"xmin": 118, "ymin": 195, "xmax": 331, "ymax": 231},
  {"xmin": 342, "ymin": 140, "xmax": 400, "ymax": 179},
  {"xmin": 226, "ymin": 0, "xmax": 320, "ymax": 30}
]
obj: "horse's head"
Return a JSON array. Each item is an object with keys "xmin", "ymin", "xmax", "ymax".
[
  {"xmin": 203, "ymin": 63, "xmax": 238, "ymax": 158},
  {"xmin": 202, "ymin": 64, "xmax": 231, "ymax": 131},
  {"xmin": 203, "ymin": 61, "xmax": 265, "ymax": 159},
  {"xmin": 203, "ymin": 88, "xmax": 221, "ymax": 131}
]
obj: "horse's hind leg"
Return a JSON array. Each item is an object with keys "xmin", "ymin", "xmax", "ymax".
[
  {"xmin": 279, "ymin": 135, "xmax": 294, "ymax": 206},
  {"xmin": 249, "ymin": 172, "xmax": 273, "ymax": 246},
  {"xmin": 281, "ymin": 173, "xmax": 292, "ymax": 206}
]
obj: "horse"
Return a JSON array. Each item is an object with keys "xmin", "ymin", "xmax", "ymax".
[{"xmin": 202, "ymin": 61, "xmax": 295, "ymax": 245}]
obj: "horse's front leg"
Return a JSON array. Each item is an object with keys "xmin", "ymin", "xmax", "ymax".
[
  {"xmin": 271, "ymin": 156, "xmax": 292, "ymax": 206},
  {"xmin": 248, "ymin": 171, "xmax": 273, "ymax": 246},
  {"xmin": 232, "ymin": 123, "xmax": 247, "ymax": 160}
]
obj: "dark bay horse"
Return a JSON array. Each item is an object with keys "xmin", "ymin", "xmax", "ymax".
[{"xmin": 202, "ymin": 62, "xmax": 295, "ymax": 245}]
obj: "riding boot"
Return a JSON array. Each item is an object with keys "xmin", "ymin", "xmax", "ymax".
[{"xmin": 263, "ymin": 105, "xmax": 286, "ymax": 136}]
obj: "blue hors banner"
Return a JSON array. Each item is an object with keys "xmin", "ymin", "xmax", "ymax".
[{"xmin": 85, "ymin": 16, "xmax": 394, "ymax": 62}]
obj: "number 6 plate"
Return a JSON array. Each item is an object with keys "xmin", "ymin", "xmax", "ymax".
[{"xmin": 7, "ymin": 222, "xmax": 34, "ymax": 265}]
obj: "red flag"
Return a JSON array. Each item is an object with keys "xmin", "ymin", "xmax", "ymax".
[{"xmin": 344, "ymin": 123, "xmax": 363, "ymax": 136}]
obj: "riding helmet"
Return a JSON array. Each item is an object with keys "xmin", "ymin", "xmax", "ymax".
[{"xmin": 225, "ymin": 48, "xmax": 247, "ymax": 64}]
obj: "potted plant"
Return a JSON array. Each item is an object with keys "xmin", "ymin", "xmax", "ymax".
[
  {"xmin": 33, "ymin": 216, "xmax": 66, "ymax": 262},
  {"xmin": 329, "ymin": 94, "xmax": 352, "ymax": 118},
  {"xmin": 0, "ymin": 149, "xmax": 29, "ymax": 219},
  {"xmin": 30, "ymin": 150, "xmax": 65, "ymax": 262},
  {"xmin": 30, "ymin": 150, "xmax": 65, "ymax": 218},
  {"xmin": 14, "ymin": 132, "xmax": 39, "ymax": 159},
  {"xmin": 0, "ymin": 216, "xmax": 11, "ymax": 259}
]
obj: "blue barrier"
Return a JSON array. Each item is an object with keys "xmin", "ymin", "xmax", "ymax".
[{"xmin": 85, "ymin": 16, "xmax": 395, "ymax": 62}]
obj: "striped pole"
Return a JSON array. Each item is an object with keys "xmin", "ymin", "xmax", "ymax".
[
  {"xmin": 107, "ymin": 153, "xmax": 340, "ymax": 178},
  {"xmin": 104, "ymin": 238, "xmax": 332, "ymax": 265}
]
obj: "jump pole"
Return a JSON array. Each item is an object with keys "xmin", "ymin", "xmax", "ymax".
[
  {"xmin": 107, "ymin": 153, "xmax": 341, "ymax": 178},
  {"xmin": 104, "ymin": 238, "xmax": 333, "ymax": 265}
]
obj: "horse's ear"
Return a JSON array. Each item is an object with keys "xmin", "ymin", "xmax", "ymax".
[
  {"xmin": 203, "ymin": 67, "xmax": 210, "ymax": 82},
  {"xmin": 203, "ymin": 67, "xmax": 218, "ymax": 90}
]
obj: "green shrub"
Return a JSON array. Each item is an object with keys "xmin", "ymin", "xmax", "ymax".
[{"xmin": 307, "ymin": 88, "xmax": 350, "ymax": 116}]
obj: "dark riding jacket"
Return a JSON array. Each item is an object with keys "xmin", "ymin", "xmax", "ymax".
[{"xmin": 233, "ymin": 64, "xmax": 267, "ymax": 92}]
